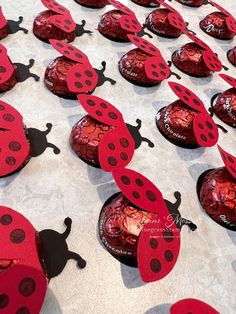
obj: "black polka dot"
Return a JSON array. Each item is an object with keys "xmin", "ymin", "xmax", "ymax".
[
  {"xmin": 9, "ymin": 141, "xmax": 21, "ymax": 152},
  {"xmin": 160, "ymin": 71, "xmax": 166, "ymax": 77},
  {"xmin": 200, "ymin": 134, "xmax": 207, "ymax": 142},
  {"xmin": 132, "ymin": 20, "xmax": 138, "ymax": 26},
  {"xmin": 228, "ymin": 156, "xmax": 234, "ymax": 163},
  {"xmin": 100, "ymin": 102, "xmax": 107, "ymax": 109},
  {"xmin": 108, "ymin": 143, "xmax": 115, "ymax": 150},
  {"xmin": 193, "ymin": 98, "xmax": 200, "ymax": 106},
  {"xmin": 149, "ymin": 47, "xmax": 156, "ymax": 52},
  {"xmin": 64, "ymin": 19, "xmax": 72, "ymax": 25},
  {"xmin": 121, "ymin": 175, "xmax": 130, "ymax": 185},
  {"xmin": 209, "ymin": 63, "xmax": 215, "ymax": 69},
  {"xmin": 75, "ymin": 72, "xmax": 81, "ymax": 78},
  {"xmin": 165, "ymin": 250, "xmax": 173, "ymax": 262},
  {"xmin": 208, "ymin": 132, "xmax": 214, "ymax": 139},
  {"xmin": 64, "ymin": 26, "xmax": 70, "ymax": 31},
  {"xmin": 85, "ymin": 80, "xmax": 92, "ymax": 86},
  {"xmin": 163, "ymin": 229, "xmax": 174, "ymax": 242},
  {"xmin": 120, "ymin": 152, "xmax": 128, "ymax": 161},
  {"xmin": 183, "ymin": 96, "xmax": 189, "ymax": 101},
  {"xmin": 230, "ymin": 166, "xmax": 236, "ymax": 173},
  {"xmin": 206, "ymin": 121, "xmax": 213, "ymax": 129},
  {"xmin": 108, "ymin": 112, "xmax": 118, "ymax": 120},
  {"xmin": 159, "ymin": 63, "xmax": 166, "ymax": 69},
  {"xmin": 152, "ymin": 71, "xmax": 159, "ymax": 78},
  {"xmin": 87, "ymin": 99, "xmax": 95, "ymax": 106},
  {"xmin": 19, "ymin": 278, "xmax": 36, "ymax": 296},
  {"xmin": 85, "ymin": 70, "xmax": 93, "ymax": 77},
  {"xmin": 63, "ymin": 50, "xmax": 69, "ymax": 55},
  {"xmin": 16, "ymin": 307, "xmax": 30, "ymax": 314},
  {"xmin": 146, "ymin": 190, "xmax": 156, "ymax": 202},
  {"xmin": 68, "ymin": 46, "xmax": 74, "ymax": 51},
  {"xmin": 132, "ymin": 191, "xmax": 140, "ymax": 199},
  {"xmin": 150, "ymin": 238, "xmax": 158, "ymax": 249},
  {"xmin": 10, "ymin": 229, "xmax": 25, "ymax": 244},
  {"xmin": 0, "ymin": 214, "xmax": 12, "ymax": 225},
  {"xmin": 120, "ymin": 138, "xmax": 129, "ymax": 148},
  {"xmin": 175, "ymin": 85, "xmax": 181, "ymax": 92},
  {"xmin": 133, "ymin": 37, "xmax": 139, "ymax": 42},
  {"xmin": 75, "ymin": 53, "xmax": 83, "ymax": 59},
  {"xmin": 75, "ymin": 82, "xmax": 83, "ymax": 89},
  {"xmin": 150, "ymin": 259, "xmax": 161, "ymax": 273},
  {"xmin": 135, "ymin": 178, "xmax": 143, "ymax": 187},
  {"xmin": 108, "ymin": 157, "xmax": 117, "ymax": 166},
  {"xmin": 140, "ymin": 44, "xmax": 146, "ymax": 49},
  {"xmin": 0, "ymin": 104, "xmax": 5, "ymax": 110},
  {"xmin": 0, "ymin": 66, "xmax": 6, "ymax": 73},
  {"xmin": 0, "ymin": 294, "xmax": 9, "ymax": 308},
  {"xmin": 56, "ymin": 43, "xmax": 63, "ymax": 47},
  {"xmin": 3, "ymin": 114, "xmax": 14, "ymax": 122},
  {"xmin": 5, "ymin": 156, "xmax": 16, "ymax": 166},
  {"xmin": 151, "ymin": 64, "xmax": 157, "ymax": 69},
  {"xmin": 198, "ymin": 123, "xmax": 204, "ymax": 130},
  {"xmin": 96, "ymin": 110, "xmax": 102, "ymax": 116}
]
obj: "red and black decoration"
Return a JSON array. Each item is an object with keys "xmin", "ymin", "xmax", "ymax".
[
  {"xmin": 0, "ymin": 44, "xmax": 40, "ymax": 93},
  {"xmin": 170, "ymin": 298, "xmax": 219, "ymax": 314},
  {"xmin": 209, "ymin": 74, "xmax": 236, "ymax": 128},
  {"xmin": 99, "ymin": 167, "xmax": 196, "ymax": 282},
  {"xmin": 197, "ymin": 145, "xmax": 236, "ymax": 231},
  {"xmin": 199, "ymin": 0, "xmax": 236, "ymax": 40},
  {"xmin": 0, "ymin": 100, "xmax": 60, "ymax": 177},
  {"xmin": 0, "ymin": 205, "xmax": 86, "ymax": 313},
  {"xmin": 33, "ymin": 0, "xmax": 91, "ymax": 43},
  {"xmin": 44, "ymin": 40, "xmax": 116, "ymax": 98},
  {"xmin": 156, "ymin": 82, "xmax": 220, "ymax": 148},
  {"xmin": 98, "ymin": 0, "xmax": 143, "ymax": 42},
  {"xmin": 227, "ymin": 46, "xmax": 236, "ymax": 67},
  {"xmin": 119, "ymin": 34, "xmax": 180, "ymax": 86},
  {"xmin": 74, "ymin": 0, "xmax": 107, "ymax": 9},
  {"xmin": 0, "ymin": 7, "xmax": 28, "ymax": 40},
  {"xmin": 71, "ymin": 94, "xmax": 154, "ymax": 169}
]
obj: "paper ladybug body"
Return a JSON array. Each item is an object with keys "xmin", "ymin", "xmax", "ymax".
[
  {"xmin": 197, "ymin": 146, "xmax": 236, "ymax": 231},
  {"xmin": 145, "ymin": 8, "xmax": 182, "ymax": 38},
  {"xmin": 227, "ymin": 46, "xmax": 236, "ymax": 67},
  {"xmin": 0, "ymin": 206, "xmax": 86, "ymax": 314},
  {"xmin": 200, "ymin": 11, "xmax": 235, "ymax": 40},
  {"xmin": 74, "ymin": 0, "xmax": 107, "ymax": 8},
  {"xmin": 33, "ymin": 10, "xmax": 76, "ymax": 43},
  {"xmin": 0, "ymin": 24, "xmax": 8, "ymax": 40},
  {"xmin": 131, "ymin": 0, "xmax": 159, "ymax": 8},
  {"xmin": 176, "ymin": 0, "xmax": 206, "ymax": 7}
]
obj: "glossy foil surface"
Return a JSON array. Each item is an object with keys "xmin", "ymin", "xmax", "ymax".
[
  {"xmin": 44, "ymin": 56, "xmax": 77, "ymax": 98},
  {"xmin": 171, "ymin": 42, "xmax": 211, "ymax": 77},
  {"xmin": 199, "ymin": 167, "xmax": 236, "ymax": 230},
  {"xmin": 213, "ymin": 88, "xmax": 236, "ymax": 128},
  {"xmin": 227, "ymin": 47, "xmax": 236, "ymax": 66},
  {"xmin": 0, "ymin": 63, "xmax": 18, "ymax": 93},
  {"xmin": 70, "ymin": 114, "xmax": 112, "ymax": 167},
  {"xmin": 131, "ymin": 0, "xmax": 159, "ymax": 8},
  {"xmin": 98, "ymin": 10, "xmax": 130, "ymax": 42},
  {"xmin": 156, "ymin": 99, "xmax": 199, "ymax": 147},
  {"xmin": 99, "ymin": 192, "xmax": 158, "ymax": 266},
  {"xmin": 33, "ymin": 10, "xmax": 75, "ymax": 43},
  {"xmin": 176, "ymin": 0, "xmax": 204, "ymax": 7},
  {"xmin": 119, "ymin": 48, "xmax": 161, "ymax": 86},
  {"xmin": 199, "ymin": 11, "xmax": 235, "ymax": 40},
  {"xmin": 0, "ymin": 25, "xmax": 9, "ymax": 40},
  {"xmin": 146, "ymin": 8, "xmax": 182, "ymax": 38},
  {"xmin": 75, "ymin": 0, "xmax": 107, "ymax": 8}
]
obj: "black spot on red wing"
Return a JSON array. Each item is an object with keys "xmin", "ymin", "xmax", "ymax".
[
  {"xmin": 135, "ymin": 178, "xmax": 143, "ymax": 187},
  {"xmin": 100, "ymin": 102, "xmax": 107, "ymax": 109},
  {"xmin": 9, "ymin": 141, "xmax": 21, "ymax": 151},
  {"xmin": 108, "ymin": 156, "xmax": 117, "ymax": 166},
  {"xmin": 68, "ymin": 46, "xmax": 74, "ymax": 51},
  {"xmin": 152, "ymin": 71, "xmax": 159, "ymax": 78},
  {"xmin": 64, "ymin": 19, "xmax": 72, "ymax": 25},
  {"xmin": 85, "ymin": 80, "xmax": 92, "ymax": 86},
  {"xmin": 75, "ymin": 53, "xmax": 83, "ymax": 59},
  {"xmin": 87, "ymin": 99, "xmax": 95, "ymax": 106},
  {"xmin": 132, "ymin": 191, "xmax": 140, "ymax": 199},
  {"xmin": 150, "ymin": 258, "xmax": 161, "ymax": 273},
  {"xmin": 75, "ymin": 72, "xmax": 81, "ymax": 78},
  {"xmin": 0, "ymin": 66, "xmax": 6, "ymax": 73},
  {"xmin": 209, "ymin": 63, "xmax": 215, "ymax": 68},
  {"xmin": 108, "ymin": 112, "xmax": 118, "ymax": 120},
  {"xmin": 64, "ymin": 26, "xmax": 70, "ymax": 31},
  {"xmin": 206, "ymin": 121, "xmax": 213, "ymax": 129},
  {"xmin": 3, "ymin": 113, "xmax": 14, "ymax": 122},
  {"xmin": 146, "ymin": 190, "xmax": 157, "ymax": 202},
  {"xmin": 85, "ymin": 70, "xmax": 93, "ymax": 77},
  {"xmin": 0, "ymin": 294, "xmax": 9, "ymax": 308},
  {"xmin": 185, "ymin": 90, "xmax": 191, "ymax": 96},
  {"xmin": 163, "ymin": 229, "xmax": 174, "ymax": 242},
  {"xmin": 5, "ymin": 156, "xmax": 16, "ymax": 166},
  {"xmin": 200, "ymin": 134, "xmax": 207, "ymax": 142},
  {"xmin": 175, "ymin": 85, "xmax": 181, "ymax": 92},
  {"xmin": 10, "ymin": 229, "xmax": 26, "ymax": 244},
  {"xmin": 75, "ymin": 82, "xmax": 83, "ymax": 89},
  {"xmin": 208, "ymin": 132, "xmax": 214, "ymax": 139},
  {"xmin": 230, "ymin": 166, "xmax": 236, "ymax": 173},
  {"xmin": 151, "ymin": 64, "xmax": 157, "ymax": 69},
  {"xmin": 228, "ymin": 156, "xmax": 234, "ymax": 163},
  {"xmin": 149, "ymin": 47, "xmax": 156, "ymax": 53},
  {"xmin": 165, "ymin": 250, "xmax": 173, "ymax": 262},
  {"xmin": 56, "ymin": 42, "xmax": 63, "ymax": 48},
  {"xmin": 133, "ymin": 37, "xmax": 139, "ymax": 42},
  {"xmin": 150, "ymin": 238, "xmax": 158, "ymax": 249},
  {"xmin": 193, "ymin": 98, "xmax": 200, "ymax": 106},
  {"xmin": 198, "ymin": 123, "xmax": 204, "ymax": 130},
  {"xmin": 120, "ymin": 152, "xmax": 128, "ymax": 161},
  {"xmin": 121, "ymin": 175, "xmax": 130, "ymax": 185},
  {"xmin": 120, "ymin": 138, "xmax": 129, "ymax": 148},
  {"xmin": 183, "ymin": 96, "xmax": 189, "ymax": 101},
  {"xmin": 19, "ymin": 278, "xmax": 36, "ymax": 296},
  {"xmin": 0, "ymin": 105, "xmax": 5, "ymax": 110},
  {"xmin": 140, "ymin": 44, "xmax": 146, "ymax": 49},
  {"xmin": 96, "ymin": 110, "xmax": 102, "ymax": 116},
  {"xmin": 0, "ymin": 214, "xmax": 12, "ymax": 225},
  {"xmin": 159, "ymin": 63, "xmax": 166, "ymax": 69},
  {"xmin": 108, "ymin": 143, "xmax": 115, "ymax": 150}
]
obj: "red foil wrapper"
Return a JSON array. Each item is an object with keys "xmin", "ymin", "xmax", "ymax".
[
  {"xmin": 198, "ymin": 167, "xmax": 236, "ymax": 230},
  {"xmin": 119, "ymin": 48, "xmax": 161, "ymax": 86},
  {"xmin": 171, "ymin": 42, "xmax": 211, "ymax": 77},
  {"xmin": 176, "ymin": 0, "xmax": 204, "ymax": 7},
  {"xmin": 145, "ymin": 8, "xmax": 182, "ymax": 38},
  {"xmin": 0, "ymin": 62, "xmax": 18, "ymax": 93},
  {"xmin": 70, "ymin": 114, "xmax": 112, "ymax": 167},
  {"xmin": 156, "ymin": 99, "xmax": 199, "ymax": 148},
  {"xmin": 98, "ymin": 10, "xmax": 131, "ymax": 42},
  {"xmin": 44, "ymin": 56, "xmax": 77, "ymax": 98},
  {"xmin": 33, "ymin": 10, "xmax": 76, "ymax": 43},
  {"xmin": 0, "ymin": 25, "xmax": 9, "ymax": 40},
  {"xmin": 75, "ymin": 0, "xmax": 107, "ymax": 8},
  {"xmin": 227, "ymin": 47, "xmax": 236, "ymax": 67},
  {"xmin": 213, "ymin": 88, "xmax": 236, "ymax": 128},
  {"xmin": 131, "ymin": 0, "xmax": 159, "ymax": 8},
  {"xmin": 99, "ymin": 192, "xmax": 158, "ymax": 266},
  {"xmin": 199, "ymin": 12, "xmax": 235, "ymax": 40}
]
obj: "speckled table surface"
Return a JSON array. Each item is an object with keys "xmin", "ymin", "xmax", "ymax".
[{"xmin": 0, "ymin": 0, "xmax": 236, "ymax": 313}]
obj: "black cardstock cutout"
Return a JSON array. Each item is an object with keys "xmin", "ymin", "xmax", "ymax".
[
  {"xmin": 39, "ymin": 217, "xmax": 86, "ymax": 279},
  {"xmin": 13, "ymin": 59, "xmax": 40, "ymax": 82},
  {"xmin": 94, "ymin": 61, "xmax": 116, "ymax": 87},
  {"xmin": 99, "ymin": 191, "xmax": 197, "ymax": 268},
  {"xmin": 75, "ymin": 20, "xmax": 93, "ymax": 37},
  {"xmin": 126, "ymin": 119, "xmax": 154, "ymax": 149},
  {"xmin": 137, "ymin": 25, "xmax": 153, "ymax": 39},
  {"xmin": 7, "ymin": 16, "xmax": 28, "ymax": 34},
  {"xmin": 27, "ymin": 123, "xmax": 60, "ymax": 157}
]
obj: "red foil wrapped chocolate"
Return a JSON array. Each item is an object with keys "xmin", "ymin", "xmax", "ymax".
[
  {"xmin": 99, "ymin": 192, "xmax": 158, "ymax": 266},
  {"xmin": 131, "ymin": 0, "xmax": 159, "ymax": 8},
  {"xmin": 145, "ymin": 8, "xmax": 182, "ymax": 38},
  {"xmin": 200, "ymin": 11, "xmax": 235, "ymax": 40},
  {"xmin": 0, "ymin": 63, "xmax": 18, "ymax": 93},
  {"xmin": 44, "ymin": 56, "xmax": 77, "ymax": 98},
  {"xmin": 227, "ymin": 47, "xmax": 236, "ymax": 66},
  {"xmin": 198, "ymin": 167, "xmax": 236, "ymax": 230},
  {"xmin": 171, "ymin": 42, "xmax": 211, "ymax": 77},
  {"xmin": 176, "ymin": 0, "xmax": 205, "ymax": 7},
  {"xmin": 74, "ymin": 0, "xmax": 107, "ymax": 8},
  {"xmin": 33, "ymin": 10, "xmax": 76, "ymax": 43},
  {"xmin": 70, "ymin": 115, "xmax": 112, "ymax": 167},
  {"xmin": 156, "ymin": 100, "xmax": 199, "ymax": 148}
]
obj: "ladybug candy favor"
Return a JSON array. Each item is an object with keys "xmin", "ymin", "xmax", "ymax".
[
  {"xmin": 209, "ymin": 74, "xmax": 236, "ymax": 128},
  {"xmin": 197, "ymin": 145, "xmax": 236, "ymax": 231},
  {"xmin": 119, "ymin": 34, "xmax": 180, "ymax": 86},
  {"xmin": 98, "ymin": 0, "xmax": 143, "ymax": 42},
  {"xmin": 99, "ymin": 168, "xmax": 197, "ymax": 282},
  {"xmin": 227, "ymin": 46, "xmax": 236, "ymax": 67},
  {"xmin": 70, "ymin": 94, "xmax": 154, "ymax": 168},
  {"xmin": 0, "ymin": 100, "xmax": 60, "ymax": 177},
  {"xmin": 199, "ymin": 1, "xmax": 236, "ymax": 40},
  {"xmin": 44, "ymin": 39, "xmax": 115, "ymax": 98},
  {"xmin": 156, "ymin": 82, "xmax": 220, "ymax": 148},
  {"xmin": 0, "ymin": 206, "xmax": 86, "ymax": 313}
]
